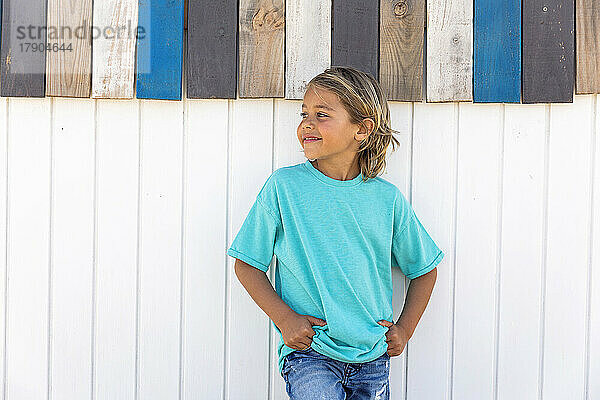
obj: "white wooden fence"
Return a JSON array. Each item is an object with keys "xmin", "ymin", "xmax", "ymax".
[{"xmin": 0, "ymin": 93, "xmax": 597, "ymax": 400}]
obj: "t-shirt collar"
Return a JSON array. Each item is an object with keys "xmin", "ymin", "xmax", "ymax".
[{"xmin": 303, "ymin": 159, "xmax": 364, "ymax": 187}]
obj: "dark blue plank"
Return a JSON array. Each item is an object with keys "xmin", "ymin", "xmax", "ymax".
[
  {"xmin": 136, "ymin": 0, "xmax": 184, "ymax": 100},
  {"xmin": 474, "ymin": 0, "xmax": 521, "ymax": 103}
]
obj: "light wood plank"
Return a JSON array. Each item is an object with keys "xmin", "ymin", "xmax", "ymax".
[
  {"xmin": 6, "ymin": 98, "xmax": 51, "ymax": 399},
  {"xmin": 50, "ymin": 98, "xmax": 95, "ymax": 399},
  {"xmin": 46, "ymin": 0, "xmax": 92, "ymax": 97},
  {"xmin": 575, "ymin": 0, "xmax": 600, "ymax": 94},
  {"xmin": 239, "ymin": 0, "xmax": 285, "ymax": 98},
  {"xmin": 91, "ymin": 0, "xmax": 138, "ymax": 98},
  {"xmin": 380, "ymin": 0, "xmax": 425, "ymax": 101},
  {"xmin": 285, "ymin": 0, "xmax": 331, "ymax": 99},
  {"xmin": 95, "ymin": 100, "xmax": 139, "ymax": 400},
  {"xmin": 543, "ymin": 95, "xmax": 593, "ymax": 399},
  {"xmin": 426, "ymin": 0, "xmax": 473, "ymax": 102}
]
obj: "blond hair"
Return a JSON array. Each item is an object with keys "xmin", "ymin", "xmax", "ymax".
[{"xmin": 306, "ymin": 66, "xmax": 401, "ymax": 181}]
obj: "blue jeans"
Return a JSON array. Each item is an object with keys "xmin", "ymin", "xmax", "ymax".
[{"xmin": 280, "ymin": 347, "xmax": 390, "ymax": 400}]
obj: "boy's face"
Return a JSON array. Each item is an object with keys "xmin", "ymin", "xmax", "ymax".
[{"xmin": 297, "ymin": 86, "xmax": 366, "ymax": 162}]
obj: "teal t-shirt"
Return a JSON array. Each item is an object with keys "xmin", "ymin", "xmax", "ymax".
[{"xmin": 226, "ymin": 160, "xmax": 444, "ymax": 375}]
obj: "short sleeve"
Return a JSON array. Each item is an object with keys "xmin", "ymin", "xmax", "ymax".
[
  {"xmin": 391, "ymin": 192, "xmax": 444, "ymax": 279},
  {"xmin": 226, "ymin": 173, "xmax": 282, "ymax": 273}
]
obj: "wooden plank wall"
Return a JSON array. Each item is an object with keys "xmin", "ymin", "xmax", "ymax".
[
  {"xmin": 45, "ymin": 0, "xmax": 92, "ymax": 97},
  {"xmin": 523, "ymin": 0, "xmax": 575, "ymax": 103},
  {"xmin": 2, "ymin": 1, "xmax": 600, "ymax": 102},
  {"xmin": 0, "ymin": 0, "xmax": 47, "ymax": 97}
]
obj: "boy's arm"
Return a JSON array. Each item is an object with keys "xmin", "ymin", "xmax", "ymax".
[
  {"xmin": 234, "ymin": 258, "xmax": 295, "ymax": 328},
  {"xmin": 395, "ymin": 267, "xmax": 437, "ymax": 339}
]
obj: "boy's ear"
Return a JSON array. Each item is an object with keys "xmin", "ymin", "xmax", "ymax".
[{"xmin": 358, "ymin": 118, "xmax": 376, "ymax": 136}]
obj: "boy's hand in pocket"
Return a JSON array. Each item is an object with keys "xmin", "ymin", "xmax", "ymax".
[
  {"xmin": 377, "ymin": 319, "xmax": 409, "ymax": 357},
  {"xmin": 279, "ymin": 312, "xmax": 327, "ymax": 351}
]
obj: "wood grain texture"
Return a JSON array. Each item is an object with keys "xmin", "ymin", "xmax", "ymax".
[
  {"xmin": 473, "ymin": 0, "xmax": 520, "ymax": 103},
  {"xmin": 45, "ymin": 0, "xmax": 92, "ymax": 97},
  {"xmin": 575, "ymin": 0, "xmax": 600, "ymax": 94},
  {"xmin": 186, "ymin": 0, "xmax": 237, "ymax": 99},
  {"xmin": 426, "ymin": 0, "xmax": 473, "ymax": 102},
  {"xmin": 285, "ymin": 0, "xmax": 331, "ymax": 99},
  {"xmin": 522, "ymin": 0, "xmax": 574, "ymax": 103},
  {"xmin": 332, "ymin": 0, "xmax": 378, "ymax": 81},
  {"xmin": 0, "ymin": 0, "xmax": 48, "ymax": 97},
  {"xmin": 136, "ymin": 0, "xmax": 184, "ymax": 100},
  {"xmin": 91, "ymin": 0, "xmax": 138, "ymax": 99},
  {"xmin": 238, "ymin": 0, "xmax": 284, "ymax": 98},
  {"xmin": 380, "ymin": 0, "xmax": 424, "ymax": 101}
]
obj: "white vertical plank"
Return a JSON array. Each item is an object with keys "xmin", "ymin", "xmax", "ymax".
[
  {"xmin": 228, "ymin": 99, "xmax": 274, "ymax": 399},
  {"xmin": 0, "ymin": 97, "xmax": 7, "ymax": 400},
  {"xmin": 452, "ymin": 104, "xmax": 502, "ymax": 399},
  {"xmin": 50, "ymin": 98, "xmax": 95, "ymax": 399},
  {"xmin": 590, "ymin": 95, "xmax": 600, "ymax": 400},
  {"xmin": 91, "ymin": 0, "xmax": 138, "ymax": 98},
  {"xmin": 285, "ymin": 0, "xmax": 331, "ymax": 99},
  {"xmin": 497, "ymin": 104, "xmax": 546, "ymax": 400},
  {"xmin": 6, "ymin": 98, "xmax": 52, "ymax": 400},
  {"xmin": 272, "ymin": 98, "xmax": 300, "ymax": 400},
  {"xmin": 95, "ymin": 100, "xmax": 139, "ymax": 400},
  {"xmin": 137, "ymin": 100, "xmax": 184, "ymax": 399},
  {"xmin": 426, "ymin": 0, "xmax": 473, "ymax": 102},
  {"xmin": 408, "ymin": 103, "xmax": 457, "ymax": 399},
  {"xmin": 543, "ymin": 95, "xmax": 594, "ymax": 399},
  {"xmin": 383, "ymin": 103, "xmax": 412, "ymax": 400},
  {"xmin": 182, "ymin": 99, "xmax": 228, "ymax": 399}
]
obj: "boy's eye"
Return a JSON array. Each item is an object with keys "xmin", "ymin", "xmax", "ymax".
[{"xmin": 300, "ymin": 112, "xmax": 328, "ymax": 118}]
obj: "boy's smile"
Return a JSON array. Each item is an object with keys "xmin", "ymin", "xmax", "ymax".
[{"xmin": 297, "ymin": 85, "xmax": 374, "ymax": 181}]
